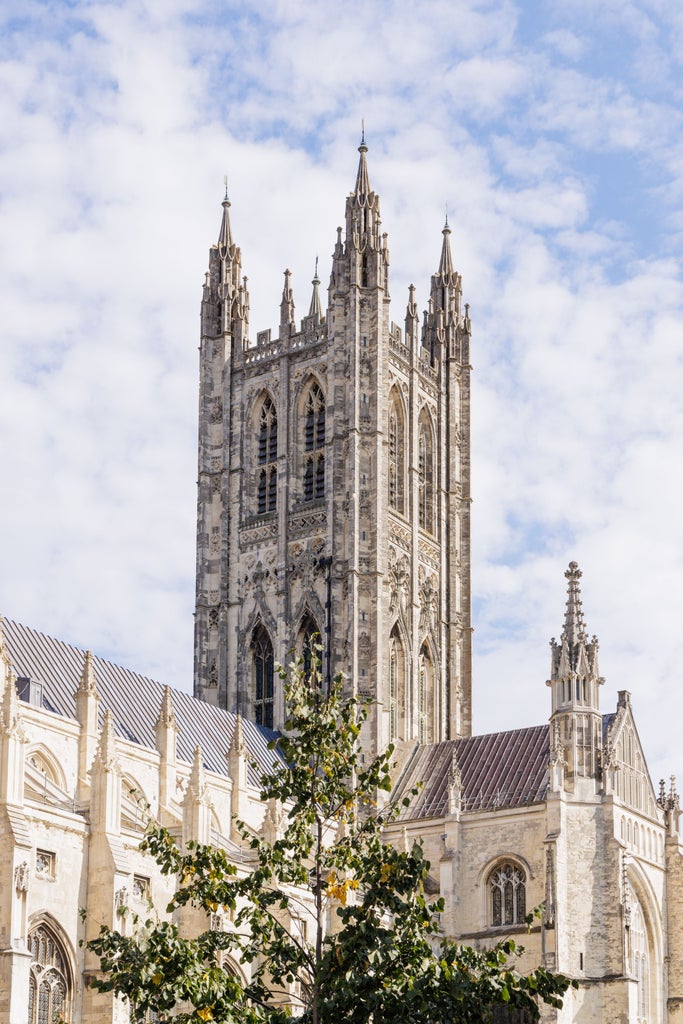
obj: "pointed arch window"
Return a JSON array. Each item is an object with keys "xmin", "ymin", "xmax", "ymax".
[
  {"xmin": 257, "ymin": 395, "xmax": 277, "ymax": 514},
  {"xmin": 303, "ymin": 383, "xmax": 325, "ymax": 501},
  {"xmin": 251, "ymin": 626, "xmax": 274, "ymax": 729},
  {"xmin": 388, "ymin": 626, "xmax": 405, "ymax": 742},
  {"xmin": 388, "ymin": 391, "xmax": 405, "ymax": 514},
  {"xmin": 27, "ymin": 923, "xmax": 72, "ymax": 1024},
  {"xmin": 490, "ymin": 863, "xmax": 527, "ymax": 927},
  {"xmin": 418, "ymin": 414, "xmax": 434, "ymax": 534},
  {"xmin": 417, "ymin": 644, "xmax": 432, "ymax": 744},
  {"xmin": 297, "ymin": 615, "xmax": 320, "ymax": 683},
  {"xmin": 631, "ymin": 897, "xmax": 651, "ymax": 1023}
]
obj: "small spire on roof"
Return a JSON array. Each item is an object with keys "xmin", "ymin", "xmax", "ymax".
[
  {"xmin": 308, "ymin": 256, "xmax": 322, "ymax": 319},
  {"xmin": 230, "ymin": 712, "xmax": 247, "ymax": 756},
  {"xmin": 561, "ymin": 561, "xmax": 588, "ymax": 648},
  {"xmin": 94, "ymin": 710, "xmax": 120, "ymax": 771},
  {"xmin": 77, "ymin": 650, "xmax": 98, "ymax": 695},
  {"xmin": 217, "ymin": 176, "xmax": 233, "ymax": 257},
  {"xmin": 438, "ymin": 215, "xmax": 455, "ymax": 280},
  {"xmin": 354, "ymin": 126, "xmax": 371, "ymax": 201},
  {"xmin": 156, "ymin": 684, "xmax": 176, "ymax": 728}
]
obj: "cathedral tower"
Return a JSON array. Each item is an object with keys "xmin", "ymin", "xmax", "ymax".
[{"xmin": 193, "ymin": 139, "xmax": 472, "ymax": 756}]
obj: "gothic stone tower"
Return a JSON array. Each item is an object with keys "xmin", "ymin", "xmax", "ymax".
[{"xmin": 193, "ymin": 139, "xmax": 472, "ymax": 757}]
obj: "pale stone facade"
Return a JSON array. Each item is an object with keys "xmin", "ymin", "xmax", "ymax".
[{"xmin": 2, "ymin": 142, "xmax": 683, "ymax": 1024}]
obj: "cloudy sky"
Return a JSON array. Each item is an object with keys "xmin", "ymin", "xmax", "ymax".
[{"xmin": 1, "ymin": 0, "xmax": 682, "ymax": 784}]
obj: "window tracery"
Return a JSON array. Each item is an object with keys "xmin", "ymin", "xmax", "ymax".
[
  {"xmin": 257, "ymin": 395, "xmax": 277, "ymax": 514},
  {"xmin": 251, "ymin": 625, "xmax": 274, "ymax": 728},
  {"xmin": 298, "ymin": 615, "xmax": 320, "ymax": 682},
  {"xmin": 303, "ymin": 383, "xmax": 325, "ymax": 501},
  {"xmin": 490, "ymin": 862, "xmax": 527, "ymax": 927},
  {"xmin": 27, "ymin": 923, "xmax": 71, "ymax": 1024}
]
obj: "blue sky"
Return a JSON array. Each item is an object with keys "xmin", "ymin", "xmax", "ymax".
[{"xmin": 1, "ymin": 0, "xmax": 682, "ymax": 784}]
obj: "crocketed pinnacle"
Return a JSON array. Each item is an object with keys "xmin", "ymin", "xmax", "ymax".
[
  {"xmin": 156, "ymin": 684, "xmax": 176, "ymax": 728},
  {"xmin": 561, "ymin": 561, "xmax": 588, "ymax": 648},
  {"xmin": 217, "ymin": 185, "xmax": 233, "ymax": 257},
  {"xmin": 77, "ymin": 649, "xmax": 98, "ymax": 695},
  {"xmin": 438, "ymin": 218, "xmax": 456, "ymax": 282},
  {"xmin": 308, "ymin": 257, "xmax": 322, "ymax": 318},
  {"xmin": 354, "ymin": 132, "xmax": 371, "ymax": 204}
]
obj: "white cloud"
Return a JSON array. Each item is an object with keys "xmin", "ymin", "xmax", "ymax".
[{"xmin": 1, "ymin": 0, "xmax": 683, "ymax": 789}]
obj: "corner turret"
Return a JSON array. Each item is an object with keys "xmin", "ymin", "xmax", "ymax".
[{"xmin": 546, "ymin": 562, "xmax": 604, "ymax": 780}]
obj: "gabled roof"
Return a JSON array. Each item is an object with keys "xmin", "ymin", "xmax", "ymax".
[
  {"xmin": 2, "ymin": 619, "xmax": 278, "ymax": 785},
  {"xmin": 393, "ymin": 725, "xmax": 551, "ymax": 821}
]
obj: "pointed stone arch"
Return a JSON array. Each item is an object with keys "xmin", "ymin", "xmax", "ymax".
[
  {"xmin": 27, "ymin": 914, "xmax": 75, "ymax": 1024},
  {"xmin": 294, "ymin": 610, "xmax": 322, "ymax": 681},
  {"xmin": 388, "ymin": 621, "xmax": 408, "ymax": 742},
  {"xmin": 251, "ymin": 389, "xmax": 278, "ymax": 515},
  {"xmin": 388, "ymin": 385, "xmax": 406, "ymax": 515},
  {"xmin": 121, "ymin": 773, "xmax": 149, "ymax": 833},
  {"xmin": 298, "ymin": 376, "xmax": 326, "ymax": 502},
  {"xmin": 25, "ymin": 745, "xmax": 68, "ymax": 805},
  {"xmin": 249, "ymin": 621, "xmax": 275, "ymax": 729},
  {"xmin": 417, "ymin": 405, "xmax": 436, "ymax": 535},
  {"xmin": 627, "ymin": 861, "xmax": 664, "ymax": 1024},
  {"xmin": 417, "ymin": 637, "xmax": 439, "ymax": 744}
]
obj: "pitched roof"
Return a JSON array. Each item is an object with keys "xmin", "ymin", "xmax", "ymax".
[
  {"xmin": 2, "ymin": 619, "xmax": 278, "ymax": 785},
  {"xmin": 392, "ymin": 725, "xmax": 551, "ymax": 821}
]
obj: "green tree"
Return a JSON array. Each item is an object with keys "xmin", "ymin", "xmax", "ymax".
[{"xmin": 86, "ymin": 655, "xmax": 574, "ymax": 1023}]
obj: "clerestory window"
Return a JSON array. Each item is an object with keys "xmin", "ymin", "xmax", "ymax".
[{"xmin": 490, "ymin": 863, "xmax": 527, "ymax": 927}]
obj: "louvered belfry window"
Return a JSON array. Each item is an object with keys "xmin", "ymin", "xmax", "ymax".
[{"xmin": 27, "ymin": 924, "xmax": 71, "ymax": 1024}]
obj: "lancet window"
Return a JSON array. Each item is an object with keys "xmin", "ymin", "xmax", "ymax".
[
  {"xmin": 418, "ymin": 413, "xmax": 434, "ymax": 533},
  {"xmin": 303, "ymin": 383, "xmax": 325, "ymax": 501},
  {"xmin": 27, "ymin": 923, "xmax": 71, "ymax": 1024},
  {"xmin": 388, "ymin": 626, "xmax": 405, "ymax": 742},
  {"xmin": 490, "ymin": 862, "xmax": 527, "ymax": 927},
  {"xmin": 388, "ymin": 390, "xmax": 405, "ymax": 514},
  {"xmin": 631, "ymin": 897, "xmax": 651, "ymax": 1023},
  {"xmin": 417, "ymin": 644, "xmax": 432, "ymax": 744},
  {"xmin": 257, "ymin": 395, "xmax": 277, "ymax": 514},
  {"xmin": 298, "ymin": 614, "xmax": 320, "ymax": 682},
  {"xmin": 251, "ymin": 625, "xmax": 274, "ymax": 729}
]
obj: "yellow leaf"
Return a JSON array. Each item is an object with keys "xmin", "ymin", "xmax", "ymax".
[
  {"xmin": 197, "ymin": 1008, "xmax": 214, "ymax": 1021},
  {"xmin": 152, "ymin": 974, "xmax": 163, "ymax": 986}
]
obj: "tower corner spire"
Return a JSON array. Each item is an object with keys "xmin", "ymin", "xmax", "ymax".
[{"xmin": 217, "ymin": 177, "xmax": 233, "ymax": 257}]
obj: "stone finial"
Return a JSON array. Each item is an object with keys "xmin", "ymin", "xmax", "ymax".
[
  {"xmin": 280, "ymin": 268, "xmax": 295, "ymax": 327},
  {"xmin": 437, "ymin": 218, "xmax": 456, "ymax": 283},
  {"xmin": 156, "ymin": 685, "xmax": 177, "ymax": 729},
  {"xmin": 447, "ymin": 746, "xmax": 462, "ymax": 816},
  {"xmin": 93, "ymin": 711, "xmax": 120, "ymax": 773},
  {"xmin": 76, "ymin": 650, "xmax": 98, "ymax": 696},
  {"xmin": 187, "ymin": 746, "xmax": 208, "ymax": 801},
  {"xmin": 217, "ymin": 186, "xmax": 233, "ymax": 257},
  {"xmin": 561, "ymin": 561, "xmax": 587, "ymax": 649},
  {"xmin": 548, "ymin": 720, "xmax": 567, "ymax": 768},
  {"xmin": 0, "ymin": 660, "xmax": 25, "ymax": 740},
  {"xmin": 308, "ymin": 258, "xmax": 322, "ymax": 320},
  {"xmin": 0, "ymin": 616, "xmax": 9, "ymax": 666},
  {"xmin": 229, "ymin": 713, "xmax": 247, "ymax": 758},
  {"xmin": 353, "ymin": 133, "xmax": 371, "ymax": 203}
]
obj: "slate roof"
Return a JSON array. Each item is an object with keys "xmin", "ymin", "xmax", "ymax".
[
  {"xmin": 2, "ymin": 619, "xmax": 279, "ymax": 786},
  {"xmin": 392, "ymin": 725, "xmax": 551, "ymax": 820}
]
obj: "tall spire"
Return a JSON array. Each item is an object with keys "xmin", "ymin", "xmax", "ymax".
[
  {"xmin": 438, "ymin": 217, "xmax": 456, "ymax": 283},
  {"xmin": 354, "ymin": 128, "xmax": 371, "ymax": 204},
  {"xmin": 217, "ymin": 178, "xmax": 233, "ymax": 258},
  {"xmin": 308, "ymin": 257, "xmax": 322, "ymax": 319},
  {"xmin": 561, "ymin": 560, "xmax": 588, "ymax": 652}
]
